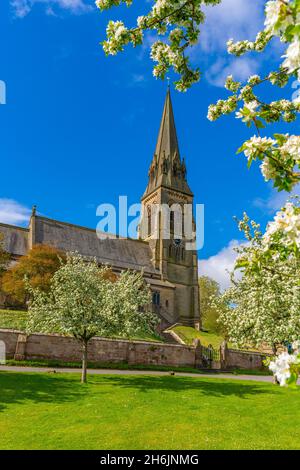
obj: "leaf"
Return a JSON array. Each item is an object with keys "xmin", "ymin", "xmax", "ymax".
[
  {"xmin": 286, "ymin": 372, "xmax": 298, "ymax": 388},
  {"xmin": 237, "ymin": 143, "xmax": 246, "ymax": 154},
  {"xmin": 273, "ymin": 133, "xmax": 286, "ymax": 145},
  {"xmin": 255, "ymin": 119, "xmax": 265, "ymax": 129},
  {"xmin": 293, "ymin": 0, "xmax": 300, "ymax": 14},
  {"xmin": 247, "ymin": 156, "xmax": 253, "ymax": 169},
  {"xmin": 235, "ymin": 259, "xmax": 249, "ymax": 268}
]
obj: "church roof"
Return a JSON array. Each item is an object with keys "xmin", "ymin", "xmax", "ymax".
[
  {"xmin": 33, "ymin": 216, "xmax": 159, "ymax": 275},
  {"xmin": 143, "ymin": 88, "xmax": 193, "ymax": 199}
]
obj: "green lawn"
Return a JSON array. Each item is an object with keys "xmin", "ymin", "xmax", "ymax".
[
  {"xmin": 172, "ymin": 325, "xmax": 225, "ymax": 348},
  {"xmin": 0, "ymin": 309, "xmax": 28, "ymax": 330},
  {"xmin": 0, "ymin": 309, "xmax": 161, "ymax": 342},
  {"xmin": 171, "ymin": 326, "xmax": 263, "ymax": 353},
  {"xmin": 0, "ymin": 371, "xmax": 299, "ymax": 450}
]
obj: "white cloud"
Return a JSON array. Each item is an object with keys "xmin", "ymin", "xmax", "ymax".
[
  {"xmin": 131, "ymin": 74, "xmax": 146, "ymax": 85},
  {"xmin": 0, "ymin": 199, "xmax": 31, "ymax": 226},
  {"xmin": 190, "ymin": 0, "xmax": 266, "ymax": 87},
  {"xmin": 11, "ymin": 0, "xmax": 92, "ymax": 18},
  {"xmin": 200, "ymin": 0, "xmax": 265, "ymax": 53},
  {"xmin": 199, "ymin": 239, "xmax": 244, "ymax": 290},
  {"xmin": 253, "ymin": 183, "xmax": 300, "ymax": 214},
  {"xmin": 205, "ymin": 57, "xmax": 259, "ymax": 87}
]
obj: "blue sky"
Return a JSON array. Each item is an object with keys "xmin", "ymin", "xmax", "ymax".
[{"xmin": 0, "ymin": 0, "xmax": 298, "ymax": 288}]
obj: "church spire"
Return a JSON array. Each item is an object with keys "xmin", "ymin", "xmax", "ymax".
[
  {"xmin": 154, "ymin": 87, "xmax": 180, "ymax": 165},
  {"xmin": 142, "ymin": 88, "xmax": 193, "ymax": 199}
]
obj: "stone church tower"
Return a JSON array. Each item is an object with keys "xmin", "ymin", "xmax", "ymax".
[{"xmin": 139, "ymin": 89, "xmax": 200, "ymax": 328}]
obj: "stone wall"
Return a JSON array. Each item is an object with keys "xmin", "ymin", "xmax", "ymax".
[
  {"xmin": 0, "ymin": 329, "xmax": 19, "ymax": 357},
  {"xmin": 0, "ymin": 329, "xmax": 196, "ymax": 367},
  {"xmin": 220, "ymin": 342, "xmax": 268, "ymax": 370},
  {"xmin": 0, "ymin": 329, "xmax": 270, "ymax": 370},
  {"xmin": 226, "ymin": 349, "xmax": 268, "ymax": 370}
]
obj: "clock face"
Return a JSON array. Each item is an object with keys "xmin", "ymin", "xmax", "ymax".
[{"xmin": 173, "ymin": 238, "xmax": 183, "ymax": 247}]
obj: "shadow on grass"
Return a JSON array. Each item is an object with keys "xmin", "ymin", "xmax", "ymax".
[
  {"xmin": 90, "ymin": 375, "xmax": 274, "ymax": 399},
  {"xmin": 0, "ymin": 371, "xmax": 275, "ymax": 413},
  {"xmin": 0, "ymin": 372, "xmax": 85, "ymax": 413}
]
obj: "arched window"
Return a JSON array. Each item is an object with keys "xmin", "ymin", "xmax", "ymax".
[
  {"xmin": 152, "ymin": 291, "xmax": 160, "ymax": 306},
  {"xmin": 170, "ymin": 210, "xmax": 174, "ymax": 234}
]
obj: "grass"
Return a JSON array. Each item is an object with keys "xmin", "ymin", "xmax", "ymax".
[
  {"xmin": 171, "ymin": 326, "xmax": 261, "ymax": 353},
  {"xmin": 5, "ymin": 358, "xmax": 204, "ymax": 375},
  {"xmin": 0, "ymin": 371, "xmax": 299, "ymax": 450},
  {"xmin": 0, "ymin": 309, "xmax": 28, "ymax": 330},
  {"xmin": 232, "ymin": 368, "xmax": 272, "ymax": 376},
  {"xmin": 172, "ymin": 325, "xmax": 225, "ymax": 348},
  {"xmin": 0, "ymin": 309, "xmax": 162, "ymax": 342}
]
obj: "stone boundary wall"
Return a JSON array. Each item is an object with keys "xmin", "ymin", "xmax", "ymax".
[
  {"xmin": 0, "ymin": 329, "xmax": 269, "ymax": 370},
  {"xmin": 220, "ymin": 342, "xmax": 269, "ymax": 370},
  {"xmin": 226, "ymin": 348, "xmax": 268, "ymax": 370},
  {"xmin": 0, "ymin": 329, "xmax": 196, "ymax": 367}
]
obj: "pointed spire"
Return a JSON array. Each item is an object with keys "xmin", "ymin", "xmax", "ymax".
[
  {"xmin": 143, "ymin": 88, "xmax": 193, "ymax": 199},
  {"xmin": 154, "ymin": 87, "xmax": 180, "ymax": 165}
]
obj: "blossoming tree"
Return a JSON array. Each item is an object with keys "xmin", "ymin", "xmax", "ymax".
[
  {"xmin": 27, "ymin": 254, "xmax": 157, "ymax": 383},
  {"xmin": 207, "ymin": 1, "xmax": 300, "ymax": 193},
  {"xmin": 233, "ymin": 198, "xmax": 300, "ymax": 275},
  {"xmin": 215, "ymin": 212, "xmax": 300, "ymax": 352},
  {"xmin": 96, "ymin": 0, "xmax": 222, "ymax": 91}
]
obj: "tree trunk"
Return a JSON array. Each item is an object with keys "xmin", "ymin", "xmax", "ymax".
[{"xmin": 81, "ymin": 340, "xmax": 88, "ymax": 384}]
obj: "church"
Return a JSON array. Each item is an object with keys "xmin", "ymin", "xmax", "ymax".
[{"xmin": 0, "ymin": 90, "xmax": 200, "ymax": 329}]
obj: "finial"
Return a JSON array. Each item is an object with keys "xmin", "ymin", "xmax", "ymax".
[
  {"xmin": 167, "ymin": 76, "xmax": 170, "ymax": 89},
  {"xmin": 31, "ymin": 205, "xmax": 37, "ymax": 217}
]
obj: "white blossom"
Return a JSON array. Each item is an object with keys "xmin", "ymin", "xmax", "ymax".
[
  {"xmin": 269, "ymin": 352, "xmax": 296, "ymax": 386},
  {"xmin": 265, "ymin": 0, "xmax": 293, "ymax": 34},
  {"xmin": 236, "ymin": 101, "xmax": 259, "ymax": 122},
  {"xmin": 292, "ymin": 340, "xmax": 300, "ymax": 354},
  {"xmin": 281, "ymin": 135, "xmax": 300, "ymax": 163},
  {"xmin": 264, "ymin": 202, "xmax": 300, "ymax": 249},
  {"xmin": 282, "ymin": 38, "xmax": 300, "ymax": 78},
  {"xmin": 260, "ymin": 157, "xmax": 277, "ymax": 181},
  {"xmin": 242, "ymin": 136, "xmax": 275, "ymax": 161},
  {"xmin": 264, "ymin": 1, "xmax": 281, "ymax": 31}
]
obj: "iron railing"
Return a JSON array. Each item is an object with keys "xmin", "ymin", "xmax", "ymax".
[{"xmin": 201, "ymin": 344, "xmax": 220, "ymax": 368}]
